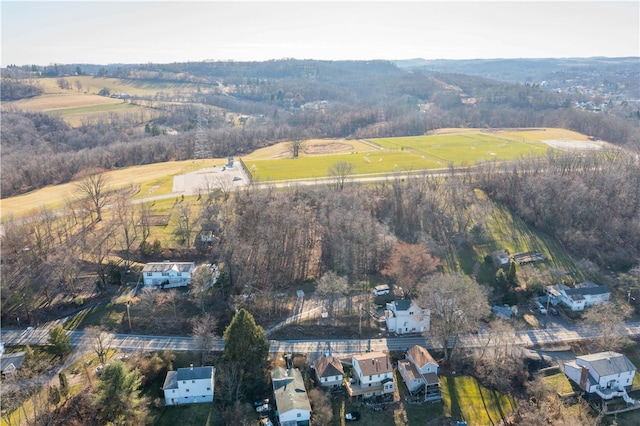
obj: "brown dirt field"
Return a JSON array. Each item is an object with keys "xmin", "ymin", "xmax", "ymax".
[
  {"xmin": 304, "ymin": 142, "xmax": 354, "ymax": 154},
  {"xmin": 5, "ymin": 93, "xmax": 124, "ymax": 112}
]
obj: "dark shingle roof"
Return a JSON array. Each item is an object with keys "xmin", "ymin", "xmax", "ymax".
[
  {"xmin": 176, "ymin": 366, "xmax": 214, "ymax": 381},
  {"xmin": 314, "ymin": 356, "xmax": 344, "ymax": 378}
]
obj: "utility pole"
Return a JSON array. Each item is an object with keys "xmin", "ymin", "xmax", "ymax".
[{"xmin": 126, "ymin": 301, "xmax": 132, "ymax": 330}]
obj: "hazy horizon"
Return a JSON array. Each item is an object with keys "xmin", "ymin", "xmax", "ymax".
[{"xmin": 2, "ymin": 1, "xmax": 639, "ymax": 67}]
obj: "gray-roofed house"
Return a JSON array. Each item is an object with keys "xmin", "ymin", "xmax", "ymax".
[
  {"xmin": 564, "ymin": 352, "xmax": 637, "ymax": 404},
  {"xmin": 271, "ymin": 367, "xmax": 311, "ymax": 426},
  {"xmin": 546, "ymin": 281, "xmax": 610, "ymax": 311},
  {"xmin": 313, "ymin": 355, "xmax": 344, "ymax": 390},
  {"xmin": 384, "ymin": 300, "xmax": 430, "ymax": 335},
  {"xmin": 0, "ymin": 350, "xmax": 25, "ymax": 376},
  {"xmin": 163, "ymin": 365, "xmax": 215, "ymax": 405},
  {"xmin": 142, "ymin": 261, "xmax": 196, "ymax": 289},
  {"xmin": 398, "ymin": 345, "xmax": 441, "ymax": 400}
]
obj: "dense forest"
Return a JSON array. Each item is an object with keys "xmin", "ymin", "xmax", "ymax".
[
  {"xmin": 2, "ymin": 58, "xmax": 639, "ymax": 323},
  {"xmin": 2, "ymin": 59, "xmax": 639, "ymax": 198}
]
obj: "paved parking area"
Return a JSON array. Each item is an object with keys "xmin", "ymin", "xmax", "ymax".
[{"xmin": 172, "ymin": 164, "xmax": 248, "ymax": 195}]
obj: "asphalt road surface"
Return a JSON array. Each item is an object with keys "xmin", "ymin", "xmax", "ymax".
[{"xmin": 2, "ymin": 322, "xmax": 639, "ymax": 359}]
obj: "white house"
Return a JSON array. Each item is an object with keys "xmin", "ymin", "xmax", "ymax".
[
  {"xmin": 564, "ymin": 352, "xmax": 637, "ymax": 404},
  {"xmin": 397, "ymin": 345, "xmax": 441, "ymax": 400},
  {"xmin": 313, "ymin": 356, "xmax": 344, "ymax": 390},
  {"xmin": 347, "ymin": 352, "xmax": 395, "ymax": 398},
  {"xmin": 163, "ymin": 365, "xmax": 215, "ymax": 405},
  {"xmin": 546, "ymin": 281, "xmax": 610, "ymax": 312},
  {"xmin": 142, "ymin": 262, "xmax": 196, "ymax": 289},
  {"xmin": 271, "ymin": 367, "xmax": 311, "ymax": 426},
  {"xmin": 385, "ymin": 300, "xmax": 430, "ymax": 335}
]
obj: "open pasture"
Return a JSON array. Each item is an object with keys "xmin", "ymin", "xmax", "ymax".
[
  {"xmin": 372, "ymin": 131, "xmax": 548, "ymax": 165},
  {"xmin": 0, "ymin": 159, "xmax": 222, "ymax": 220},
  {"xmin": 246, "ymin": 149, "xmax": 441, "ymax": 181}
]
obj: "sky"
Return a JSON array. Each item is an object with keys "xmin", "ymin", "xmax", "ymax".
[{"xmin": 1, "ymin": 1, "xmax": 639, "ymax": 66}]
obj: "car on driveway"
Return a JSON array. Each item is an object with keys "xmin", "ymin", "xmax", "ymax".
[
  {"xmin": 345, "ymin": 412, "xmax": 361, "ymax": 421},
  {"xmin": 255, "ymin": 403, "xmax": 271, "ymax": 413}
]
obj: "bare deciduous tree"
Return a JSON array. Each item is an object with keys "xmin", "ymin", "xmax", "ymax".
[
  {"xmin": 328, "ymin": 161, "xmax": 355, "ymax": 191},
  {"xmin": 75, "ymin": 173, "xmax": 110, "ymax": 222},
  {"xmin": 582, "ymin": 300, "xmax": 632, "ymax": 352},
  {"xmin": 85, "ymin": 326, "xmax": 114, "ymax": 365},
  {"xmin": 192, "ymin": 313, "xmax": 218, "ymax": 365},
  {"xmin": 418, "ymin": 273, "xmax": 490, "ymax": 362}
]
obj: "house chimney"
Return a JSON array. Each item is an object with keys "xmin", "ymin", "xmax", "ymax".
[{"xmin": 190, "ymin": 363, "xmax": 194, "ymax": 370}]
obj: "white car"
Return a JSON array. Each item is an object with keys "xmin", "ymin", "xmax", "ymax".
[
  {"xmin": 536, "ymin": 301, "xmax": 547, "ymax": 315},
  {"xmin": 255, "ymin": 403, "xmax": 271, "ymax": 413}
]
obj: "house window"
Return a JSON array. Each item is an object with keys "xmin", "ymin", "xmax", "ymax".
[
  {"xmin": 409, "ymin": 311, "xmax": 414, "ymax": 315},
  {"xmin": 186, "ymin": 389, "xmax": 189, "ymax": 392},
  {"xmin": 182, "ymin": 381, "xmax": 186, "ymax": 384},
  {"xmin": 192, "ymin": 380, "xmax": 195, "ymax": 383},
  {"xmin": 297, "ymin": 413, "xmax": 301, "ymax": 418},
  {"xmin": 162, "ymin": 272, "xmax": 169, "ymax": 276},
  {"xmin": 207, "ymin": 387, "xmax": 211, "ymax": 391}
]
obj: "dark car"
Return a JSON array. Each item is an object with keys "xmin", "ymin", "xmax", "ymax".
[
  {"xmin": 345, "ymin": 412, "xmax": 361, "ymax": 421},
  {"xmin": 549, "ymin": 307, "xmax": 558, "ymax": 315}
]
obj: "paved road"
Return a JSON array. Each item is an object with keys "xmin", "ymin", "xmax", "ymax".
[{"xmin": 3, "ymin": 322, "xmax": 639, "ymax": 359}]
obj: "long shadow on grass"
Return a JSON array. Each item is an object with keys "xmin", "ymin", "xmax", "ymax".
[{"xmin": 444, "ymin": 376, "xmax": 462, "ymax": 420}]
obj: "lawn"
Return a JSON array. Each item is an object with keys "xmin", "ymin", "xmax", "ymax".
[
  {"xmin": 440, "ymin": 375, "xmax": 516, "ymax": 425},
  {"xmin": 152, "ymin": 403, "xmax": 222, "ymax": 426},
  {"xmin": 543, "ymin": 372, "xmax": 575, "ymax": 395}
]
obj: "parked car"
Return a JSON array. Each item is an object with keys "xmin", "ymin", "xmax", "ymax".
[
  {"xmin": 259, "ymin": 418, "xmax": 274, "ymax": 426},
  {"xmin": 255, "ymin": 403, "xmax": 271, "ymax": 413},
  {"xmin": 535, "ymin": 301, "xmax": 547, "ymax": 315},
  {"xmin": 345, "ymin": 412, "xmax": 361, "ymax": 421},
  {"xmin": 253, "ymin": 399, "xmax": 270, "ymax": 408},
  {"xmin": 549, "ymin": 307, "xmax": 558, "ymax": 316}
]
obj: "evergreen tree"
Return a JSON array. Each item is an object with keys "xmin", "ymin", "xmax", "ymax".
[
  {"xmin": 94, "ymin": 360, "xmax": 147, "ymax": 425},
  {"xmin": 59, "ymin": 372, "xmax": 70, "ymax": 400},
  {"xmin": 48, "ymin": 324, "xmax": 71, "ymax": 357},
  {"xmin": 222, "ymin": 308, "xmax": 269, "ymax": 397}
]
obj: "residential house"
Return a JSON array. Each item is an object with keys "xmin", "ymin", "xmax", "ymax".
[
  {"xmin": 313, "ymin": 356, "xmax": 344, "ymax": 390},
  {"xmin": 0, "ymin": 348, "xmax": 25, "ymax": 377},
  {"xmin": 398, "ymin": 345, "xmax": 441, "ymax": 401},
  {"xmin": 163, "ymin": 365, "xmax": 215, "ymax": 405},
  {"xmin": 564, "ymin": 352, "xmax": 637, "ymax": 404},
  {"xmin": 546, "ymin": 281, "xmax": 610, "ymax": 311},
  {"xmin": 385, "ymin": 300, "xmax": 429, "ymax": 335},
  {"xmin": 271, "ymin": 367, "xmax": 311, "ymax": 426},
  {"xmin": 142, "ymin": 261, "xmax": 196, "ymax": 289},
  {"xmin": 347, "ymin": 352, "xmax": 395, "ymax": 398}
]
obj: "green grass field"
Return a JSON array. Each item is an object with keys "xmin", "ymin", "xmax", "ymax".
[
  {"xmin": 441, "ymin": 375, "xmax": 516, "ymax": 425},
  {"xmin": 372, "ymin": 132, "xmax": 548, "ymax": 165},
  {"xmin": 246, "ymin": 131, "xmax": 553, "ymax": 182}
]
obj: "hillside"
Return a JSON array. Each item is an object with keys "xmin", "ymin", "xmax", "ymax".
[{"xmin": 2, "ymin": 59, "xmax": 639, "ymax": 198}]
